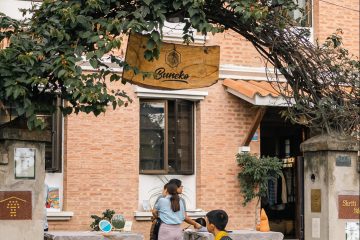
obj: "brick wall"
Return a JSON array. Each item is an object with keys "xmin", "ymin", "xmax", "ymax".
[
  {"xmin": 196, "ymin": 81, "xmax": 260, "ymax": 231},
  {"xmin": 208, "ymin": 30, "xmax": 264, "ymax": 67},
  {"xmin": 49, "ymin": 80, "xmax": 261, "ymax": 237},
  {"xmin": 315, "ymin": 0, "xmax": 359, "ymax": 56},
  {"xmin": 55, "ymin": 82, "xmax": 142, "ymax": 231}
]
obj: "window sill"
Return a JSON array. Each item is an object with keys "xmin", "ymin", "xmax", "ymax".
[
  {"xmin": 134, "ymin": 86, "xmax": 208, "ymax": 100},
  {"xmin": 134, "ymin": 210, "xmax": 207, "ymax": 221},
  {"xmin": 47, "ymin": 211, "xmax": 74, "ymax": 221}
]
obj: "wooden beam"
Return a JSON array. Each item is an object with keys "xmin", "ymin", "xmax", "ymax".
[{"xmin": 242, "ymin": 107, "xmax": 266, "ymax": 146}]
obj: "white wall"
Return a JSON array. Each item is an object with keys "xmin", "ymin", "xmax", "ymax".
[
  {"xmin": 138, "ymin": 175, "xmax": 197, "ymax": 211},
  {"xmin": 0, "ymin": 0, "xmax": 35, "ymax": 20}
]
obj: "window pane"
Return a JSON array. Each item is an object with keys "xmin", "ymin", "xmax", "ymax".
[
  {"xmin": 291, "ymin": 0, "xmax": 312, "ymax": 27},
  {"xmin": 1, "ymin": 100, "xmax": 62, "ymax": 172},
  {"xmin": 38, "ymin": 114, "xmax": 53, "ymax": 170},
  {"xmin": 168, "ymin": 101, "xmax": 176, "ymax": 173},
  {"xmin": 0, "ymin": 105, "xmax": 18, "ymax": 125},
  {"xmin": 175, "ymin": 100, "xmax": 193, "ymax": 174},
  {"xmin": 140, "ymin": 102, "xmax": 165, "ymax": 171}
]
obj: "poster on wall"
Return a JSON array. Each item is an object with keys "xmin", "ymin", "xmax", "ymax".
[
  {"xmin": 14, "ymin": 148, "xmax": 35, "ymax": 179},
  {"xmin": 346, "ymin": 222, "xmax": 359, "ymax": 240},
  {"xmin": 46, "ymin": 187, "xmax": 60, "ymax": 212}
]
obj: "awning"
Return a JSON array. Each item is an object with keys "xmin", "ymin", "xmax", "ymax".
[{"xmin": 223, "ymin": 79, "xmax": 291, "ymax": 106}]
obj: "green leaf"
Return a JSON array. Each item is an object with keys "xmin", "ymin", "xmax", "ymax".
[
  {"xmin": 191, "ymin": 14, "xmax": 200, "ymax": 26},
  {"xmin": 90, "ymin": 35, "xmax": 100, "ymax": 43},
  {"xmin": 86, "ymin": 52, "xmax": 95, "ymax": 59},
  {"xmin": 89, "ymin": 58, "xmax": 98, "ymax": 68},
  {"xmin": 79, "ymin": 95, "xmax": 86, "ymax": 103},
  {"xmin": 173, "ymin": 1, "xmax": 181, "ymax": 10},
  {"xmin": 58, "ymin": 69, "xmax": 66, "ymax": 78},
  {"xmin": 235, "ymin": 6, "xmax": 243, "ymax": 13},
  {"xmin": 188, "ymin": 7, "xmax": 198, "ymax": 18},
  {"xmin": 144, "ymin": 50, "xmax": 153, "ymax": 61},
  {"xmin": 13, "ymin": 88, "xmax": 20, "ymax": 99},
  {"xmin": 76, "ymin": 15, "xmax": 91, "ymax": 28},
  {"xmin": 151, "ymin": 31, "xmax": 160, "ymax": 42},
  {"xmin": 106, "ymin": 24, "xmax": 114, "ymax": 32},
  {"xmin": 146, "ymin": 38, "xmax": 156, "ymax": 50},
  {"xmin": 110, "ymin": 74, "xmax": 120, "ymax": 82},
  {"xmin": 79, "ymin": 31, "xmax": 92, "ymax": 39},
  {"xmin": 143, "ymin": 0, "xmax": 152, "ymax": 6}
]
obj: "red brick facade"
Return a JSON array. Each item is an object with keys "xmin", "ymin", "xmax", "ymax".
[
  {"xmin": 49, "ymin": 1, "xmax": 359, "ymax": 238},
  {"xmin": 50, "ymin": 81, "xmax": 261, "ymax": 236}
]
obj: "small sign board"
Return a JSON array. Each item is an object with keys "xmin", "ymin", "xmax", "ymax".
[
  {"xmin": 311, "ymin": 189, "xmax": 321, "ymax": 213},
  {"xmin": 14, "ymin": 148, "xmax": 36, "ymax": 179},
  {"xmin": 338, "ymin": 195, "xmax": 359, "ymax": 219},
  {"xmin": 123, "ymin": 221, "xmax": 133, "ymax": 232},
  {"xmin": 123, "ymin": 33, "xmax": 220, "ymax": 90},
  {"xmin": 0, "ymin": 191, "xmax": 32, "ymax": 220},
  {"xmin": 345, "ymin": 222, "xmax": 359, "ymax": 240},
  {"xmin": 312, "ymin": 218, "xmax": 320, "ymax": 239},
  {"xmin": 336, "ymin": 155, "xmax": 351, "ymax": 167}
]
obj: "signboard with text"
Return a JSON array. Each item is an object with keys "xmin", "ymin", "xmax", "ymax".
[
  {"xmin": 0, "ymin": 191, "xmax": 32, "ymax": 220},
  {"xmin": 311, "ymin": 189, "xmax": 321, "ymax": 212},
  {"xmin": 122, "ymin": 33, "xmax": 220, "ymax": 90},
  {"xmin": 338, "ymin": 195, "xmax": 359, "ymax": 219}
]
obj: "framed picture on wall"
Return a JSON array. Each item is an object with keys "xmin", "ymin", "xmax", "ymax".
[
  {"xmin": 46, "ymin": 186, "xmax": 60, "ymax": 212},
  {"xmin": 14, "ymin": 148, "xmax": 36, "ymax": 179}
]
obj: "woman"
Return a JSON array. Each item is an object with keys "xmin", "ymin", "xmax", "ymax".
[
  {"xmin": 154, "ymin": 183, "xmax": 186, "ymax": 240},
  {"xmin": 168, "ymin": 178, "xmax": 201, "ymax": 230}
]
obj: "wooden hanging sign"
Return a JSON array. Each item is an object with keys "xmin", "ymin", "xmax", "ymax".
[{"xmin": 122, "ymin": 33, "xmax": 220, "ymax": 90}]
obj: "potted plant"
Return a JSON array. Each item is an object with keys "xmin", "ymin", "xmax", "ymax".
[
  {"xmin": 90, "ymin": 209, "xmax": 115, "ymax": 231},
  {"xmin": 236, "ymin": 153, "xmax": 282, "ymax": 228}
]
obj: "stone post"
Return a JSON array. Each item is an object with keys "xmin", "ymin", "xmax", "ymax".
[
  {"xmin": 301, "ymin": 135, "xmax": 359, "ymax": 240},
  {"xmin": 0, "ymin": 122, "xmax": 50, "ymax": 240}
]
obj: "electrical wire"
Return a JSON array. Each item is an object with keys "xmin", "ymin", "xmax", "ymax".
[{"xmin": 318, "ymin": 0, "xmax": 360, "ymax": 13}]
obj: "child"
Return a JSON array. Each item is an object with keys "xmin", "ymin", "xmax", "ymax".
[{"xmin": 205, "ymin": 210, "xmax": 232, "ymax": 240}]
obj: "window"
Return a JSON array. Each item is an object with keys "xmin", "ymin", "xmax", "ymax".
[
  {"xmin": 268, "ymin": 0, "xmax": 312, "ymax": 27},
  {"xmin": 44, "ymin": 97, "xmax": 63, "ymax": 173},
  {"xmin": 0, "ymin": 104, "xmax": 18, "ymax": 125},
  {"xmin": 0, "ymin": 98, "xmax": 63, "ymax": 172},
  {"xmin": 291, "ymin": 0, "xmax": 312, "ymax": 27},
  {"xmin": 140, "ymin": 99, "xmax": 194, "ymax": 175}
]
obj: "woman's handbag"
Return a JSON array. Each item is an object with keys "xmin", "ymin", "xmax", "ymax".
[{"xmin": 150, "ymin": 217, "xmax": 162, "ymax": 240}]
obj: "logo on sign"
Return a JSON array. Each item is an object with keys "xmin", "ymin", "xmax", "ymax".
[
  {"xmin": 166, "ymin": 49, "xmax": 181, "ymax": 68},
  {"xmin": 0, "ymin": 197, "xmax": 26, "ymax": 217},
  {"xmin": 0, "ymin": 191, "xmax": 32, "ymax": 220}
]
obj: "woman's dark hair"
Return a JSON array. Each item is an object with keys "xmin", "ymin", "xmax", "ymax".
[
  {"xmin": 168, "ymin": 178, "xmax": 182, "ymax": 188},
  {"xmin": 167, "ymin": 183, "xmax": 180, "ymax": 212},
  {"xmin": 206, "ymin": 210, "xmax": 228, "ymax": 231},
  {"xmin": 195, "ymin": 217, "xmax": 206, "ymax": 227}
]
